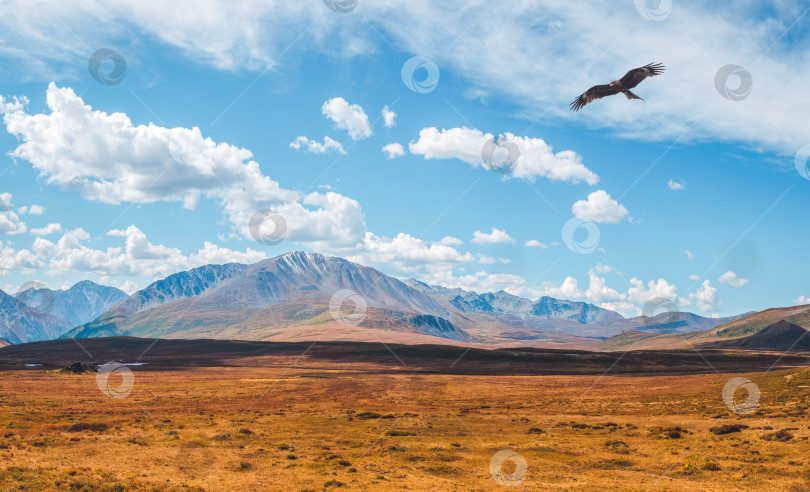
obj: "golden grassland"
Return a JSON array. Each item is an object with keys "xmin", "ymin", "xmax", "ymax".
[{"xmin": 2, "ymin": 363, "xmax": 810, "ymax": 491}]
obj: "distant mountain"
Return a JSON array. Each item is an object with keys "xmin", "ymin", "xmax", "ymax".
[
  {"xmin": 65, "ymin": 252, "xmax": 467, "ymax": 342},
  {"xmin": 59, "ymin": 252, "xmax": 752, "ymax": 347},
  {"xmin": 0, "ymin": 289, "xmax": 71, "ymax": 344},
  {"xmin": 44, "ymin": 281, "xmax": 129, "ymax": 327},
  {"xmin": 0, "ymin": 281, "xmax": 128, "ymax": 344}
]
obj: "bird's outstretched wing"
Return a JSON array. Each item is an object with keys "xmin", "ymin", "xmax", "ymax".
[
  {"xmin": 619, "ymin": 62, "xmax": 665, "ymax": 89},
  {"xmin": 570, "ymin": 84, "xmax": 622, "ymax": 111}
]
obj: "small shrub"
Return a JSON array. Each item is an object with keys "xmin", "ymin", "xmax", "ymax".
[
  {"xmin": 709, "ymin": 424, "xmax": 748, "ymax": 435},
  {"xmin": 355, "ymin": 412, "xmax": 382, "ymax": 420},
  {"xmin": 385, "ymin": 430, "xmax": 415, "ymax": 437},
  {"xmin": 68, "ymin": 422, "xmax": 109, "ymax": 432},
  {"xmin": 761, "ymin": 430, "xmax": 794, "ymax": 442}
]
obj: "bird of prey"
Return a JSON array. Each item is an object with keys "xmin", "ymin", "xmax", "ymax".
[{"xmin": 570, "ymin": 63, "xmax": 665, "ymax": 111}]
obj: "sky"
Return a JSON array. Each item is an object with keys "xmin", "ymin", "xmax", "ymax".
[{"xmin": 0, "ymin": 0, "xmax": 809, "ymax": 318}]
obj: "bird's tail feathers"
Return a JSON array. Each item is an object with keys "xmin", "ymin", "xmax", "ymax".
[{"xmin": 624, "ymin": 90, "xmax": 643, "ymax": 100}]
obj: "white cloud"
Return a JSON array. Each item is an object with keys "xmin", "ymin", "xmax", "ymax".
[
  {"xmin": 471, "ymin": 228, "xmax": 514, "ymax": 245},
  {"xmin": 3, "ymin": 84, "xmax": 367, "ymax": 249},
  {"xmin": 425, "ymin": 269, "xmax": 527, "ymax": 296},
  {"xmin": 438, "ymin": 236, "xmax": 463, "ymax": 246},
  {"xmin": 585, "ymin": 271, "xmax": 624, "ymax": 303},
  {"xmin": 17, "ymin": 204, "xmax": 45, "ymax": 215},
  {"xmin": 2, "ymin": 225, "xmax": 267, "ymax": 279},
  {"xmin": 594, "ymin": 263, "xmax": 612, "ymax": 274},
  {"xmin": 478, "ymin": 254, "xmax": 497, "ymax": 264},
  {"xmin": 718, "ymin": 270, "xmax": 749, "ymax": 288},
  {"xmin": 599, "ymin": 301, "xmax": 639, "ymax": 318},
  {"xmin": 30, "ymin": 223, "xmax": 62, "ymax": 236},
  {"xmin": 289, "ymin": 136, "xmax": 345, "ymax": 154},
  {"xmin": 347, "ymin": 232, "xmax": 475, "ymax": 273},
  {"xmin": 381, "ymin": 105, "xmax": 396, "ymax": 128},
  {"xmin": 524, "ymin": 239, "xmax": 548, "ymax": 249},
  {"xmin": 0, "ymin": 193, "xmax": 27, "ymax": 235},
  {"xmin": 409, "ymin": 127, "xmax": 598, "ymax": 185},
  {"xmin": 627, "ymin": 277, "xmax": 678, "ymax": 305},
  {"xmin": 685, "ymin": 250, "xmax": 694, "ymax": 259},
  {"xmin": 321, "ymin": 97, "xmax": 372, "ymax": 140},
  {"xmin": 685, "ymin": 280, "xmax": 720, "ymax": 312},
  {"xmin": 0, "ymin": 95, "xmax": 28, "ymax": 114},
  {"xmin": 667, "ymin": 179, "xmax": 686, "ymax": 191},
  {"xmin": 571, "ymin": 190, "xmax": 629, "ymax": 224},
  {"xmin": 793, "ymin": 295, "xmax": 810, "ymax": 306},
  {"xmin": 382, "ymin": 142, "xmax": 405, "ymax": 159},
  {"xmin": 534, "ymin": 276, "xmax": 583, "ymax": 300},
  {"xmin": 689, "ymin": 274, "xmax": 700, "ymax": 281},
  {"xmin": 0, "ymin": 2, "xmax": 807, "ymax": 155}
]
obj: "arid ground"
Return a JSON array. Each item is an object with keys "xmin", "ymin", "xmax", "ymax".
[{"xmin": 1, "ymin": 338, "xmax": 809, "ymax": 491}]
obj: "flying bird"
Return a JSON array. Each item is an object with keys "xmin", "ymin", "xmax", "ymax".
[{"xmin": 570, "ymin": 63, "xmax": 665, "ymax": 111}]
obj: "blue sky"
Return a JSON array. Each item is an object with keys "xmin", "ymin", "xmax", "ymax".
[{"xmin": 0, "ymin": 0, "xmax": 808, "ymax": 318}]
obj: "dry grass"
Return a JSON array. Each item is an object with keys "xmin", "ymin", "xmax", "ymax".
[{"xmin": 1, "ymin": 364, "xmax": 810, "ymax": 490}]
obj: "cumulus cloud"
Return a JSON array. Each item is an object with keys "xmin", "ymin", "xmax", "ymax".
[
  {"xmin": 524, "ymin": 239, "xmax": 548, "ymax": 249},
  {"xmin": 382, "ymin": 142, "xmax": 405, "ymax": 159},
  {"xmin": 381, "ymin": 105, "xmax": 396, "ymax": 128},
  {"xmin": 289, "ymin": 136, "xmax": 345, "ymax": 154},
  {"xmin": 424, "ymin": 269, "xmax": 528, "ymax": 296},
  {"xmin": 667, "ymin": 179, "xmax": 686, "ymax": 191},
  {"xmin": 321, "ymin": 97, "xmax": 372, "ymax": 140},
  {"xmin": 534, "ymin": 276, "xmax": 583, "ymax": 300},
  {"xmin": 30, "ymin": 223, "xmax": 62, "ymax": 236},
  {"xmin": 571, "ymin": 190, "xmax": 629, "ymax": 224},
  {"xmin": 3, "ymin": 84, "xmax": 366, "ymax": 249},
  {"xmin": 685, "ymin": 250, "xmax": 694, "ymax": 259},
  {"xmin": 684, "ymin": 280, "xmax": 720, "ymax": 312},
  {"xmin": 409, "ymin": 127, "xmax": 598, "ymax": 185},
  {"xmin": 718, "ymin": 270, "xmax": 749, "ymax": 288},
  {"xmin": 585, "ymin": 271, "xmax": 624, "ymax": 303},
  {"xmin": 793, "ymin": 295, "xmax": 810, "ymax": 306},
  {"xmin": 627, "ymin": 277, "xmax": 678, "ymax": 305},
  {"xmin": 0, "ymin": 193, "xmax": 27, "ymax": 235},
  {"xmin": 471, "ymin": 228, "xmax": 514, "ymax": 245}
]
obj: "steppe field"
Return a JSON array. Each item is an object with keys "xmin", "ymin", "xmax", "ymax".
[{"xmin": 1, "ymin": 339, "xmax": 810, "ymax": 491}]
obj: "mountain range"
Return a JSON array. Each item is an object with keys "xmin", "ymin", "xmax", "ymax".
[
  {"xmin": 54, "ymin": 251, "xmax": 742, "ymax": 347},
  {"xmin": 0, "ymin": 282, "xmax": 128, "ymax": 343},
  {"xmin": 3, "ymin": 251, "xmax": 805, "ymax": 351}
]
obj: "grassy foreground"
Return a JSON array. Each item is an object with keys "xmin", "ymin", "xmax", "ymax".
[{"xmin": 1, "ymin": 363, "xmax": 810, "ymax": 491}]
